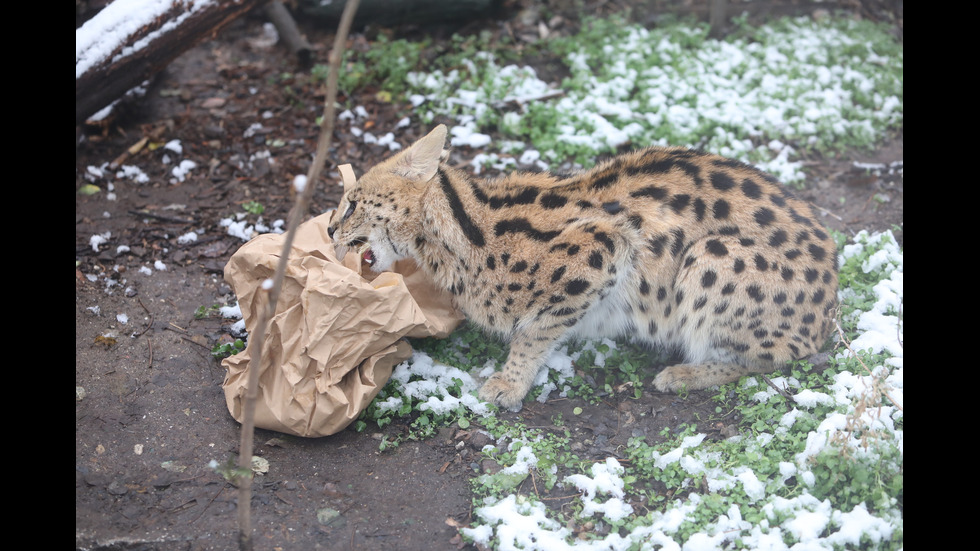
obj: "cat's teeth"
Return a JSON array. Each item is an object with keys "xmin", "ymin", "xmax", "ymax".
[{"xmin": 358, "ymin": 242, "xmax": 374, "ymax": 264}]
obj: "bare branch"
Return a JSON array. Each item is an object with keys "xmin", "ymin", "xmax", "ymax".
[{"xmin": 235, "ymin": 1, "xmax": 361, "ymax": 549}]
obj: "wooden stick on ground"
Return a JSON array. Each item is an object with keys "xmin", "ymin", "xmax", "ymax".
[
  {"xmin": 235, "ymin": 1, "xmax": 361, "ymax": 550},
  {"xmin": 264, "ymin": 1, "xmax": 314, "ymax": 67}
]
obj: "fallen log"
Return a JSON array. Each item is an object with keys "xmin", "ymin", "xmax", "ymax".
[
  {"xmin": 76, "ymin": 0, "xmax": 270, "ymax": 125},
  {"xmin": 295, "ymin": 0, "xmax": 500, "ymax": 28}
]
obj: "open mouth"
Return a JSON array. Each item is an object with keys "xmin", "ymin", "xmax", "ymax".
[
  {"xmin": 356, "ymin": 242, "xmax": 375, "ymax": 266},
  {"xmin": 333, "ymin": 239, "xmax": 374, "ymax": 266}
]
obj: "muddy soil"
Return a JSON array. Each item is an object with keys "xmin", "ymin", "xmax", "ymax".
[{"xmin": 76, "ymin": 2, "xmax": 903, "ymax": 550}]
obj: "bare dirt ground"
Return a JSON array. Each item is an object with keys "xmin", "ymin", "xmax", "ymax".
[{"xmin": 75, "ymin": 2, "xmax": 903, "ymax": 550}]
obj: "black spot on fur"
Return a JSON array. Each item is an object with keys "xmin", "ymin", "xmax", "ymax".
[
  {"xmin": 754, "ymin": 208, "xmax": 776, "ymax": 226},
  {"xmin": 713, "ymin": 199, "xmax": 731, "ymax": 219},
  {"xmin": 630, "ymin": 157, "xmax": 703, "ymax": 186},
  {"xmin": 769, "ymin": 230, "xmax": 788, "ymax": 248},
  {"xmin": 565, "ymin": 279, "xmax": 590, "ymax": 295},
  {"xmin": 486, "ymin": 188, "xmax": 540, "ymax": 209},
  {"xmin": 602, "ymin": 201, "xmax": 624, "ymax": 214},
  {"xmin": 630, "ymin": 185, "xmax": 668, "ymax": 200},
  {"xmin": 540, "ymin": 193, "xmax": 568, "ymax": 209},
  {"xmin": 648, "ymin": 235, "xmax": 667, "ymax": 257},
  {"xmin": 639, "ymin": 279, "xmax": 650, "ymax": 295},
  {"xmin": 710, "ymin": 171, "xmax": 736, "ymax": 191},
  {"xmin": 670, "ymin": 229, "xmax": 686, "ymax": 256},
  {"xmin": 591, "ymin": 172, "xmax": 619, "ymax": 190},
  {"xmin": 588, "ymin": 250, "xmax": 603, "ymax": 269},
  {"xmin": 701, "ymin": 270, "xmax": 717, "ymax": 288},
  {"xmin": 706, "ymin": 239, "xmax": 728, "ymax": 256},
  {"xmin": 693, "ymin": 198, "xmax": 706, "ymax": 221},
  {"xmin": 550, "ymin": 267, "xmax": 566, "ymax": 283},
  {"xmin": 741, "ymin": 179, "xmax": 762, "ymax": 199},
  {"xmin": 811, "ymin": 289, "xmax": 825, "ymax": 305},
  {"xmin": 495, "ymin": 218, "xmax": 560, "ymax": 241},
  {"xmin": 669, "ymin": 194, "xmax": 690, "ymax": 213},
  {"xmin": 594, "ymin": 232, "xmax": 616, "ymax": 253},
  {"xmin": 808, "ymin": 244, "xmax": 827, "ymax": 261}
]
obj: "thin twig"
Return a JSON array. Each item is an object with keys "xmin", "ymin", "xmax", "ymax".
[
  {"xmin": 191, "ymin": 484, "xmax": 226, "ymax": 524},
  {"xmin": 491, "ymin": 90, "xmax": 565, "ymax": 110},
  {"xmin": 810, "ymin": 202, "xmax": 843, "ymax": 221},
  {"xmin": 761, "ymin": 374, "xmax": 796, "ymax": 402},
  {"xmin": 180, "ymin": 335, "xmax": 212, "ymax": 349},
  {"xmin": 834, "ymin": 319, "xmax": 903, "ymax": 412},
  {"xmin": 127, "ymin": 209, "xmax": 197, "ymax": 224},
  {"xmin": 133, "ymin": 297, "xmax": 154, "ymax": 338},
  {"xmin": 236, "ymin": 2, "xmax": 361, "ymax": 550}
]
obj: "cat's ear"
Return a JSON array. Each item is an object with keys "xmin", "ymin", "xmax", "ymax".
[{"xmin": 391, "ymin": 124, "xmax": 448, "ymax": 182}]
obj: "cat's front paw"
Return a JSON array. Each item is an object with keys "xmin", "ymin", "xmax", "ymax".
[
  {"xmin": 478, "ymin": 373, "xmax": 528, "ymax": 412},
  {"xmin": 652, "ymin": 365, "xmax": 696, "ymax": 393}
]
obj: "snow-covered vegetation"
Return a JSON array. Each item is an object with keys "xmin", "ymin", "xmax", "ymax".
[{"xmin": 344, "ymin": 14, "xmax": 903, "ymax": 550}]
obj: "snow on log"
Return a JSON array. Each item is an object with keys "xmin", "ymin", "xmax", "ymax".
[{"xmin": 76, "ymin": 0, "xmax": 269, "ymax": 125}]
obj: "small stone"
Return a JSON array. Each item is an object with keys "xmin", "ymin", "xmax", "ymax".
[{"xmin": 316, "ymin": 507, "xmax": 342, "ymax": 526}]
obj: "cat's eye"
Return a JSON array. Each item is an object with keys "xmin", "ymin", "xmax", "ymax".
[{"xmin": 342, "ymin": 201, "xmax": 357, "ymax": 221}]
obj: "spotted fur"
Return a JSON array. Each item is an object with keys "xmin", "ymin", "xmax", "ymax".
[{"xmin": 328, "ymin": 125, "xmax": 838, "ymax": 410}]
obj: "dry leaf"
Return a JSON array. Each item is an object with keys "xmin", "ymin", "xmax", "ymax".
[{"xmin": 94, "ymin": 335, "xmax": 117, "ymax": 348}]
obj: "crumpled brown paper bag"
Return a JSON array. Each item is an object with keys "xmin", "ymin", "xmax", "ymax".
[{"xmin": 221, "ymin": 209, "xmax": 464, "ymax": 437}]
